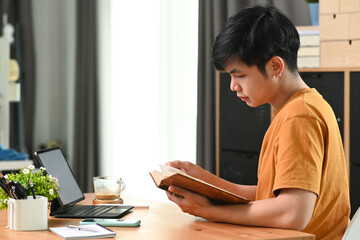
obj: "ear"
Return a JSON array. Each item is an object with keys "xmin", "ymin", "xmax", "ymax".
[{"xmin": 268, "ymin": 56, "xmax": 284, "ymax": 77}]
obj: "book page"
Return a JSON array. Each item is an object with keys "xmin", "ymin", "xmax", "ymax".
[{"xmin": 159, "ymin": 165, "xmax": 186, "ymax": 178}]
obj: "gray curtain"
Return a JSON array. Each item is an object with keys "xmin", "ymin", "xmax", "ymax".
[
  {"xmin": 0, "ymin": 0, "xmax": 36, "ymax": 156},
  {"xmin": 73, "ymin": 0, "xmax": 100, "ymax": 192},
  {"xmin": 196, "ymin": 0, "xmax": 310, "ymax": 173}
]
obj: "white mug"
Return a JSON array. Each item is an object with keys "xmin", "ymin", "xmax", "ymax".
[{"xmin": 8, "ymin": 196, "xmax": 48, "ymax": 231}]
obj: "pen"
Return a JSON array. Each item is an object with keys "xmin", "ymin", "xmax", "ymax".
[
  {"xmin": 10, "ymin": 185, "xmax": 18, "ymax": 199},
  {"xmin": 67, "ymin": 225, "xmax": 99, "ymax": 232},
  {"xmin": 5, "ymin": 183, "xmax": 15, "ymax": 199},
  {"xmin": 13, "ymin": 181, "xmax": 28, "ymax": 199},
  {"xmin": 0, "ymin": 173, "xmax": 11, "ymax": 197},
  {"xmin": 0, "ymin": 179, "xmax": 9, "ymax": 196},
  {"xmin": 29, "ymin": 179, "xmax": 36, "ymax": 199},
  {"xmin": 6, "ymin": 180, "xmax": 28, "ymax": 199}
]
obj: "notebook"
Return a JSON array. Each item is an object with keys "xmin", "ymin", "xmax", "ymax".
[
  {"xmin": 34, "ymin": 147, "xmax": 133, "ymax": 218},
  {"xmin": 50, "ymin": 224, "xmax": 115, "ymax": 239}
]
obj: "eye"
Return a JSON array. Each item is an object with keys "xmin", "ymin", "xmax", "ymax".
[{"xmin": 236, "ymin": 75, "xmax": 246, "ymax": 79}]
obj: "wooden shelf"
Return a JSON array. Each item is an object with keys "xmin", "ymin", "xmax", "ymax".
[{"xmin": 0, "ymin": 160, "xmax": 34, "ymax": 171}]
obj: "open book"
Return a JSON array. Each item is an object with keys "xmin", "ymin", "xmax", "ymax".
[{"xmin": 150, "ymin": 165, "xmax": 249, "ymax": 204}]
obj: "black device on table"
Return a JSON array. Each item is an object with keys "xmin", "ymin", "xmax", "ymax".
[{"xmin": 34, "ymin": 147, "xmax": 133, "ymax": 218}]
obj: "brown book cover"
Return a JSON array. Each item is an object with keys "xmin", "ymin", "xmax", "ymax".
[{"xmin": 149, "ymin": 165, "xmax": 249, "ymax": 205}]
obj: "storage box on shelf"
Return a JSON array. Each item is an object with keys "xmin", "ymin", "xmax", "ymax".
[
  {"xmin": 319, "ymin": 0, "xmax": 360, "ymax": 67},
  {"xmin": 297, "ymin": 26, "xmax": 320, "ymax": 68}
]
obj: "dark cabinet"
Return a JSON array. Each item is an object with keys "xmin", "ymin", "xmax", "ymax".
[
  {"xmin": 350, "ymin": 165, "xmax": 360, "ymax": 217},
  {"xmin": 218, "ymin": 72, "xmax": 270, "ymax": 184},
  {"xmin": 300, "ymin": 72, "xmax": 344, "ymax": 140},
  {"xmin": 219, "ymin": 150, "xmax": 259, "ymax": 185},
  {"xmin": 350, "ymin": 71, "xmax": 360, "ymax": 216},
  {"xmin": 350, "ymin": 72, "xmax": 360, "ymax": 165}
]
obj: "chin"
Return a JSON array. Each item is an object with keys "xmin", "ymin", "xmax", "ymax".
[{"xmin": 245, "ymin": 102, "xmax": 257, "ymax": 108}]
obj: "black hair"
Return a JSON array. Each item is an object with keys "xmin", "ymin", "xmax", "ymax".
[{"xmin": 212, "ymin": 5, "xmax": 300, "ymax": 75}]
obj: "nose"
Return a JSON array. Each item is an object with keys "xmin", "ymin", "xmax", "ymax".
[{"xmin": 230, "ymin": 77, "xmax": 240, "ymax": 92}]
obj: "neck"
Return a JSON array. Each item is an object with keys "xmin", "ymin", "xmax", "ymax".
[{"xmin": 271, "ymin": 71, "xmax": 309, "ymax": 110}]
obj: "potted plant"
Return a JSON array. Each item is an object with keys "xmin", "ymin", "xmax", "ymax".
[
  {"xmin": 0, "ymin": 165, "xmax": 60, "ymax": 210},
  {"xmin": 305, "ymin": 0, "xmax": 319, "ymax": 26}
]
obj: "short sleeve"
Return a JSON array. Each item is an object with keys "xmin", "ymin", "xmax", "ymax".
[{"xmin": 273, "ymin": 115, "xmax": 326, "ymax": 196}]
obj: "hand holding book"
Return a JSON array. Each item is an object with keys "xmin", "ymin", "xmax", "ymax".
[{"xmin": 150, "ymin": 165, "xmax": 249, "ymax": 205}]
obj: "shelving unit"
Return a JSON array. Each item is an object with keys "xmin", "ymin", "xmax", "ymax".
[
  {"xmin": 319, "ymin": 0, "xmax": 360, "ymax": 67},
  {"xmin": 0, "ymin": 160, "xmax": 33, "ymax": 172}
]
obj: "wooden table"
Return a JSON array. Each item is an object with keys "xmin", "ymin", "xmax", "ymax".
[{"xmin": 0, "ymin": 193, "xmax": 315, "ymax": 240}]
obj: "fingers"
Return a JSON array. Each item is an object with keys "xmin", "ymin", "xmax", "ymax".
[
  {"xmin": 166, "ymin": 160, "xmax": 182, "ymax": 167},
  {"xmin": 166, "ymin": 186, "xmax": 185, "ymax": 205},
  {"xmin": 166, "ymin": 185, "xmax": 211, "ymax": 218},
  {"xmin": 166, "ymin": 160, "xmax": 193, "ymax": 171},
  {"xmin": 165, "ymin": 190, "xmax": 179, "ymax": 201},
  {"xmin": 168, "ymin": 185, "xmax": 186, "ymax": 198},
  {"xmin": 166, "ymin": 186, "xmax": 193, "ymax": 213}
]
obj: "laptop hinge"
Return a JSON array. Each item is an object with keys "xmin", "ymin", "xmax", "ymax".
[{"xmin": 50, "ymin": 198, "xmax": 74, "ymax": 216}]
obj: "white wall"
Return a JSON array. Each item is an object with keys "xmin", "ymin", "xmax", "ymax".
[{"xmin": 100, "ymin": 0, "xmax": 199, "ymax": 202}]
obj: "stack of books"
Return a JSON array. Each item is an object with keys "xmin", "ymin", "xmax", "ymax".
[{"xmin": 297, "ymin": 27, "xmax": 320, "ymax": 68}]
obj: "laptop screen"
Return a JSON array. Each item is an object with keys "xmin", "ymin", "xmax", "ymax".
[{"xmin": 34, "ymin": 147, "xmax": 84, "ymax": 206}]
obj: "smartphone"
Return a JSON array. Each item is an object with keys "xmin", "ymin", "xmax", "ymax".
[{"xmin": 80, "ymin": 218, "xmax": 141, "ymax": 227}]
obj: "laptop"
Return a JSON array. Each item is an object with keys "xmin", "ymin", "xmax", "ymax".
[{"xmin": 34, "ymin": 147, "xmax": 133, "ymax": 218}]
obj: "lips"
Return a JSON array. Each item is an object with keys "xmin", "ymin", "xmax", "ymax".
[{"xmin": 237, "ymin": 94, "xmax": 248, "ymax": 101}]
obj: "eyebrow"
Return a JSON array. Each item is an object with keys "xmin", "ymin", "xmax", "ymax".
[
  {"xmin": 227, "ymin": 68, "xmax": 236, "ymax": 73},
  {"xmin": 228, "ymin": 69, "xmax": 241, "ymax": 74}
]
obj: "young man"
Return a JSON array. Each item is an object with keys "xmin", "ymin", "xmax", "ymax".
[{"xmin": 165, "ymin": 5, "xmax": 350, "ymax": 239}]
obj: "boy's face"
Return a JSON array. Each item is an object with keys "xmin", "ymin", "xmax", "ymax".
[{"xmin": 224, "ymin": 57, "xmax": 277, "ymax": 108}]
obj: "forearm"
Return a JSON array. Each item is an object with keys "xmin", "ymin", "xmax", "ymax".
[{"xmin": 202, "ymin": 189, "xmax": 316, "ymax": 231}]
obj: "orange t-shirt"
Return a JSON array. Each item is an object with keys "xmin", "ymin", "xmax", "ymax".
[{"xmin": 256, "ymin": 88, "xmax": 350, "ymax": 239}]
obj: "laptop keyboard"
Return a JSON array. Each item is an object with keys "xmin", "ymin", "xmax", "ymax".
[{"xmin": 61, "ymin": 205, "xmax": 115, "ymax": 217}]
